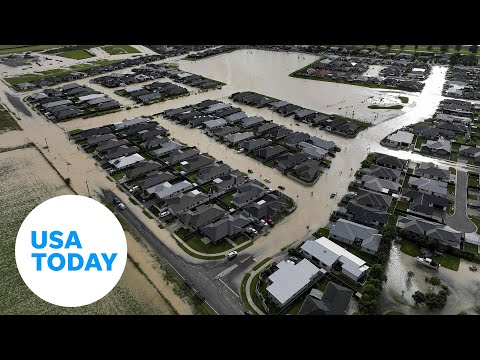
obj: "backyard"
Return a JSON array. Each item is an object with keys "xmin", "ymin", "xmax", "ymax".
[
  {"xmin": 399, "ymin": 238, "xmax": 460, "ymax": 271},
  {"xmin": 59, "ymin": 49, "xmax": 94, "ymax": 59},
  {"xmin": 102, "ymin": 45, "xmax": 140, "ymax": 55}
]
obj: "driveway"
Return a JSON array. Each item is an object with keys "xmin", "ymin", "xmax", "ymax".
[{"xmin": 445, "ymin": 171, "xmax": 476, "ymax": 233}]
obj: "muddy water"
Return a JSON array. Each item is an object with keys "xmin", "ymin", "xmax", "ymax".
[{"xmin": 382, "ymin": 244, "xmax": 480, "ymax": 315}]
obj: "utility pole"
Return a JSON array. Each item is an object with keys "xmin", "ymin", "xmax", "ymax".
[
  {"xmin": 85, "ymin": 180, "xmax": 91, "ymax": 198},
  {"xmin": 44, "ymin": 138, "xmax": 49, "ymax": 151}
]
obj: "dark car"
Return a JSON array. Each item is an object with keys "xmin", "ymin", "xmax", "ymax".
[
  {"xmin": 248, "ymin": 169, "xmax": 253, "ymax": 173},
  {"xmin": 278, "ymin": 185, "xmax": 285, "ymax": 190},
  {"xmin": 194, "ymin": 292, "xmax": 205, "ymax": 302},
  {"xmin": 113, "ymin": 197, "xmax": 121, "ymax": 205}
]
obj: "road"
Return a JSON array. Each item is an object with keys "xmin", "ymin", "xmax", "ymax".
[
  {"xmin": 445, "ymin": 171, "xmax": 476, "ymax": 232},
  {"xmin": 103, "ymin": 189, "xmax": 246, "ymax": 315}
]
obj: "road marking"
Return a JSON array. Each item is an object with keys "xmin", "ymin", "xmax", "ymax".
[
  {"xmin": 219, "ymin": 278, "xmax": 240, "ymax": 298},
  {"xmin": 214, "ymin": 264, "xmax": 238, "ymax": 279},
  {"xmin": 240, "ymin": 255, "xmax": 252, "ymax": 264},
  {"xmin": 205, "ymin": 301, "xmax": 219, "ymax": 315}
]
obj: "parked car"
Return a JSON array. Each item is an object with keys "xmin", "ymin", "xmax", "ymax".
[
  {"xmin": 330, "ymin": 193, "xmax": 336, "ymax": 199},
  {"xmin": 160, "ymin": 211, "xmax": 170, "ymax": 218},
  {"xmin": 118, "ymin": 203, "xmax": 126, "ymax": 210},
  {"xmin": 266, "ymin": 219, "xmax": 274, "ymax": 226},
  {"xmin": 129, "ymin": 185, "xmax": 140, "ymax": 193},
  {"xmin": 237, "ymin": 148, "xmax": 245, "ymax": 153},
  {"xmin": 248, "ymin": 227, "xmax": 257, "ymax": 235},
  {"xmin": 278, "ymin": 185, "xmax": 285, "ymax": 190},
  {"xmin": 260, "ymin": 219, "xmax": 269, "ymax": 227},
  {"xmin": 227, "ymin": 251, "xmax": 238, "ymax": 260},
  {"xmin": 263, "ymin": 178, "xmax": 271, "ymax": 183},
  {"xmin": 248, "ymin": 169, "xmax": 253, "ymax": 173},
  {"xmin": 113, "ymin": 197, "xmax": 121, "ymax": 205}
]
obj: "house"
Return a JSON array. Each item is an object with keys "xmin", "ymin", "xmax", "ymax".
[
  {"xmin": 346, "ymin": 202, "xmax": 390, "ymax": 228},
  {"xmin": 203, "ymin": 118, "xmax": 227, "ymax": 131},
  {"xmin": 146, "ymin": 180, "xmax": 194, "ymax": 201},
  {"xmin": 163, "ymin": 148, "xmax": 199, "ymax": 165},
  {"xmin": 275, "ymin": 152, "xmax": 308, "ymax": 172},
  {"xmin": 414, "ymin": 163, "xmax": 450, "ymax": 182},
  {"xmin": 152, "ymin": 140, "xmax": 183, "ymax": 157},
  {"xmin": 197, "ymin": 163, "xmax": 231, "ymax": 184},
  {"xmin": 268, "ymin": 127, "xmax": 293, "ymax": 140},
  {"xmin": 231, "ymin": 182, "xmax": 267, "ymax": 207},
  {"xmin": 408, "ymin": 177, "xmax": 448, "ymax": 197},
  {"xmin": 244, "ymin": 193, "xmax": 287, "ymax": 220},
  {"xmin": 309, "ymin": 113, "xmax": 331, "ymax": 127},
  {"xmin": 86, "ymin": 133, "xmax": 117, "ymax": 147},
  {"xmin": 141, "ymin": 136, "xmax": 169, "ymax": 150},
  {"xmin": 300, "ymin": 236, "xmax": 369, "ymax": 282},
  {"xmin": 200, "ymin": 213, "xmax": 252, "ymax": 243},
  {"xmin": 123, "ymin": 122, "xmax": 157, "ymax": 136},
  {"xmin": 255, "ymin": 145, "xmax": 288, "ymax": 161},
  {"xmin": 437, "ymin": 122, "xmax": 468, "ymax": 136},
  {"xmin": 401, "ymin": 189, "xmax": 448, "ymax": 221},
  {"xmin": 240, "ymin": 116, "xmax": 265, "ymax": 129},
  {"xmin": 240, "ymin": 138, "xmax": 271, "ymax": 153},
  {"xmin": 309, "ymin": 137, "xmax": 336, "ymax": 152},
  {"xmin": 76, "ymin": 126, "xmax": 112, "ymax": 141},
  {"xmin": 204, "ymin": 103, "xmax": 231, "ymax": 114},
  {"xmin": 124, "ymin": 161, "xmax": 161, "ymax": 179},
  {"xmin": 177, "ymin": 204, "xmax": 226, "ymax": 230},
  {"xmin": 224, "ymin": 131, "xmax": 255, "ymax": 145},
  {"xmin": 135, "ymin": 128, "xmax": 166, "ymax": 142},
  {"xmin": 266, "ymin": 259, "xmax": 322, "ymax": 308},
  {"xmin": 179, "ymin": 154, "xmax": 215, "ymax": 174},
  {"xmin": 208, "ymin": 171, "xmax": 246, "ymax": 193},
  {"xmin": 396, "ymin": 215, "xmax": 463, "ymax": 249},
  {"xmin": 108, "ymin": 153, "xmax": 145, "ymax": 170},
  {"xmin": 459, "ymin": 145, "xmax": 480, "ymax": 161},
  {"xmin": 375, "ymin": 154, "xmax": 407, "ymax": 170},
  {"xmin": 164, "ymin": 189, "xmax": 210, "ymax": 215},
  {"xmin": 293, "ymin": 108, "xmax": 317, "ymax": 121},
  {"xmin": 285, "ymin": 132, "xmax": 311, "ymax": 148},
  {"xmin": 366, "ymin": 165, "xmax": 402, "ymax": 182},
  {"xmin": 298, "ymin": 283, "xmax": 353, "ymax": 315},
  {"xmin": 96, "ymin": 139, "xmax": 129, "ymax": 153},
  {"xmin": 330, "ymin": 218, "xmax": 382, "ymax": 254},
  {"xmin": 224, "ymin": 111, "xmax": 247, "ymax": 124},
  {"xmin": 188, "ymin": 115, "xmax": 216, "ymax": 128},
  {"xmin": 359, "ymin": 175, "xmax": 401, "ymax": 194},
  {"xmin": 293, "ymin": 159, "xmax": 322, "ymax": 183},
  {"xmin": 298, "ymin": 142, "xmax": 328, "ymax": 160},
  {"xmin": 385, "ymin": 130, "xmax": 414, "ymax": 147},
  {"xmin": 354, "ymin": 189, "xmax": 393, "ymax": 211},
  {"xmin": 138, "ymin": 171, "xmax": 175, "ymax": 191}
]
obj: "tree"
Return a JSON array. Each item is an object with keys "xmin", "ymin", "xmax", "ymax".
[
  {"xmin": 469, "ymin": 45, "xmax": 478, "ymax": 54},
  {"xmin": 455, "ymin": 45, "xmax": 462, "ymax": 52},
  {"xmin": 412, "ymin": 291, "xmax": 425, "ymax": 304},
  {"xmin": 425, "ymin": 276, "xmax": 441, "ymax": 287},
  {"xmin": 426, "ymin": 45, "xmax": 433, "ymax": 51},
  {"xmin": 400, "ymin": 45, "xmax": 406, "ymax": 51},
  {"xmin": 407, "ymin": 271, "xmax": 415, "ymax": 279},
  {"xmin": 386, "ymin": 45, "xmax": 392, "ymax": 51},
  {"xmin": 369, "ymin": 264, "xmax": 387, "ymax": 282},
  {"xmin": 440, "ymin": 45, "xmax": 449, "ymax": 54},
  {"xmin": 414, "ymin": 45, "xmax": 419, "ymax": 52}
]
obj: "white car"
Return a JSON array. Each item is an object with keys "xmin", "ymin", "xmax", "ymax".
[
  {"xmin": 237, "ymin": 148, "xmax": 245, "ymax": 153},
  {"xmin": 249, "ymin": 228, "xmax": 258, "ymax": 234},
  {"xmin": 260, "ymin": 219, "xmax": 269, "ymax": 227},
  {"xmin": 227, "ymin": 251, "xmax": 238, "ymax": 260},
  {"xmin": 263, "ymin": 178, "xmax": 271, "ymax": 183},
  {"xmin": 160, "ymin": 211, "xmax": 170, "ymax": 218},
  {"xmin": 129, "ymin": 185, "xmax": 140, "ymax": 193},
  {"xmin": 118, "ymin": 203, "xmax": 126, "ymax": 210}
]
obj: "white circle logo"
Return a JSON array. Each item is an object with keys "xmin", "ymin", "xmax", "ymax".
[{"xmin": 15, "ymin": 195, "xmax": 127, "ymax": 307}]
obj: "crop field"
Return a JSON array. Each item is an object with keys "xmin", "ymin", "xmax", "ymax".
[{"xmin": 0, "ymin": 147, "xmax": 174, "ymax": 314}]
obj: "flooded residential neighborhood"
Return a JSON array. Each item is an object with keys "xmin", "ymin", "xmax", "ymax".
[{"xmin": 1, "ymin": 44, "xmax": 479, "ymax": 316}]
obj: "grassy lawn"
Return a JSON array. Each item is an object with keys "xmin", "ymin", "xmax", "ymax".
[
  {"xmin": 468, "ymin": 194, "xmax": 478, "ymax": 200},
  {"xmin": 112, "ymin": 171, "xmax": 125, "ymax": 180},
  {"xmin": 468, "ymin": 216, "xmax": 480, "ymax": 233},
  {"xmin": 221, "ymin": 193, "xmax": 235, "ymax": 207},
  {"xmin": 449, "ymin": 167, "xmax": 457, "ymax": 175},
  {"xmin": 396, "ymin": 201, "xmax": 410, "ymax": 211},
  {"xmin": 398, "ymin": 96, "xmax": 409, "ymax": 104},
  {"xmin": 232, "ymin": 233, "xmax": 250, "ymax": 246},
  {"xmin": 468, "ymin": 177, "xmax": 478, "ymax": 187},
  {"xmin": 0, "ymin": 104, "xmax": 20, "ymax": 131},
  {"xmin": 330, "ymin": 238, "xmax": 377, "ymax": 264},
  {"xmin": 250, "ymin": 272, "xmax": 267, "ymax": 313},
  {"xmin": 454, "ymin": 134, "xmax": 467, "ymax": 145},
  {"xmin": 240, "ymin": 273, "xmax": 257, "ymax": 314},
  {"xmin": 69, "ymin": 59, "xmax": 118, "ymax": 71},
  {"xmin": 5, "ymin": 73, "xmax": 44, "ymax": 86},
  {"xmin": 333, "ymin": 271, "xmax": 362, "ymax": 292},
  {"xmin": 368, "ymin": 105, "xmax": 403, "ymax": 110},
  {"xmin": 185, "ymin": 235, "xmax": 233, "ymax": 254},
  {"xmin": 264, "ymin": 159, "xmax": 277, "ymax": 168},
  {"xmin": 447, "ymin": 204, "xmax": 454, "ymax": 215},
  {"xmin": 403, "ymin": 175, "xmax": 411, "ymax": 188},
  {"xmin": 400, "ymin": 238, "xmax": 421, "ymax": 257},
  {"xmin": 0, "ymin": 45, "xmax": 60, "ymax": 55},
  {"xmin": 285, "ymin": 294, "xmax": 307, "ymax": 315},
  {"xmin": 400, "ymin": 238, "xmax": 460, "ymax": 270},
  {"xmin": 314, "ymin": 278, "xmax": 329, "ymax": 292},
  {"xmin": 448, "ymin": 184, "xmax": 456, "ymax": 195},
  {"xmin": 175, "ymin": 240, "xmax": 224, "ymax": 260},
  {"xmin": 102, "ymin": 45, "xmax": 140, "ymax": 55},
  {"xmin": 415, "ymin": 136, "xmax": 427, "ymax": 149},
  {"xmin": 407, "ymin": 168, "xmax": 413, "ymax": 174},
  {"xmin": 39, "ymin": 68, "xmax": 73, "ymax": 76},
  {"xmin": 464, "ymin": 242, "xmax": 479, "ymax": 254},
  {"xmin": 450, "ymin": 152, "xmax": 459, "ymax": 161},
  {"xmin": 58, "ymin": 50, "xmax": 94, "ymax": 59},
  {"xmin": 362, "ymin": 154, "xmax": 375, "ymax": 167},
  {"xmin": 142, "ymin": 209, "xmax": 153, "ymax": 219},
  {"xmin": 332, "ymin": 114, "xmax": 372, "ymax": 129},
  {"xmin": 252, "ymin": 258, "xmax": 272, "ymax": 272},
  {"xmin": 174, "ymin": 227, "xmax": 191, "ymax": 240},
  {"xmin": 315, "ymin": 227, "xmax": 330, "ymax": 238}
]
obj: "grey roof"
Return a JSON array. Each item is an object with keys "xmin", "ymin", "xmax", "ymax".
[
  {"xmin": 200, "ymin": 213, "xmax": 252, "ymax": 242},
  {"xmin": 414, "ymin": 163, "xmax": 450, "ymax": 180},
  {"xmin": 197, "ymin": 162, "xmax": 231, "ymax": 184},
  {"xmin": 224, "ymin": 131, "xmax": 255, "ymax": 144},
  {"xmin": 178, "ymin": 204, "xmax": 226, "ymax": 229},
  {"xmin": 360, "ymin": 175, "xmax": 401, "ymax": 193},
  {"xmin": 240, "ymin": 116, "xmax": 265, "ymax": 128},
  {"xmin": 387, "ymin": 130, "xmax": 415, "ymax": 144},
  {"xmin": 294, "ymin": 108, "xmax": 317, "ymax": 119},
  {"xmin": 408, "ymin": 177, "xmax": 448, "ymax": 196},
  {"xmin": 298, "ymin": 282, "xmax": 353, "ymax": 315},
  {"xmin": 299, "ymin": 142, "xmax": 328, "ymax": 160},
  {"xmin": 124, "ymin": 160, "xmax": 162, "ymax": 179},
  {"xmin": 240, "ymin": 138, "xmax": 271, "ymax": 152},
  {"xmin": 146, "ymin": 180, "xmax": 193, "ymax": 200},
  {"xmin": 255, "ymin": 122, "xmax": 279, "ymax": 135},
  {"xmin": 138, "ymin": 171, "xmax": 175, "ymax": 190},
  {"xmin": 367, "ymin": 165, "xmax": 402, "ymax": 181},
  {"xmin": 104, "ymin": 145, "xmax": 140, "ymax": 160},
  {"xmin": 285, "ymin": 132, "xmax": 311, "ymax": 147},
  {"xmin": 163, "ymin": 148, "xmax": 199, "ymax": 165},
  {"xmin": 96, "ymin": 139, "xmax": 129, "ymax": 153},
  {"xmin": 86, "ymin": 133, "xmax": 116, "ymax": 146},
  {"xmin": 375, "ymin": 154, "xmax": 407, "ymax": 169},
  {"xmin": 266, "ymin": 259, "xmax": 321, "ymax": 307},
  {"xmin": 232, "ymin": 182, "xmax": 266, "ymax": 207},
  {"xmin": 397, "ymin": 215, "xmax": 463, "ymax": 247},
  {"xmin": 421, "ymin": 139, "xmax": 451, "ymax": 154},
  {"xmin": 330, "ymin": 218, "xmax": 382, "ymax": 254},
  {"xmin": 269, "ymin": 100, "xmax": 289, "ymax": 109},
  {"xmin": 276, "ymin": 152, "xmax": 309, "ymax": 172},
  {"xmin": 210, "ymin": 170, "xmax": 247, "ymax": 193},
  {"xmin": 255, "ymin": 145, "xmax": 288, "ymax": 160},
  {"xmin": 164, "ymin": 189, "xmax": 208, "ymax": 215},
  {"xmin": 141, "ymin": 136, "xmax": 169, "ymax": 150},
  {"xmin": 355, "ymin": 188, "xmax": 393, "ymax": 210},
  {"xmin": 293, "ymin": 159, "xmax": 322, "ymax": 183},
  {"xmin": 346, "ymin": 202, "xmax": 390, "ymax": 226},
  {"xmin": 203, "ymin": 118, "xmax": 227, "ymax": 129},
  {"xmin": 244, "ymin": 193, "xmax": 287, "ymax": 220},
  {"xmin": 224, "ymin": 111, "xmax": 247, "ymax": 123},
  {"xmin": 180, "ymin": 154, "xmax": 214, "ymax": 173},
  {"xmin": 309, "ymin": 136, "xmax": 336, "ymax": 151},
  {"xmin": 153, "ymin": 140, "xmax": 183, "ymax": 156},
  {"xmin": 459, "ymin": 145, "xmax": 480, "ymax": 158}
]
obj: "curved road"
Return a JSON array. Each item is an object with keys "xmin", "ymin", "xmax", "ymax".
[{"xmin": 445, "ymin": 171, "xmax": 476, "ymax": 232}]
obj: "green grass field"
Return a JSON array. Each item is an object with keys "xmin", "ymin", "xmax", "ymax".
[
  {"xmin": 102, "ymin": 45, "xmax": 140, "ymax": 55},
  {"xmin": 0, "ymin": 104, "xmax": 21, "ymax": 132},
  {"xmin": 58, "ymin": 49, "xmax": 94, "ymax": 59}
]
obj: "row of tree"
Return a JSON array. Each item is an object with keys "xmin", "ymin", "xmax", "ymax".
[
  {"xmin": 375, "ymin": 45, "xmax": 478, "ymax": 54},
  {"xmin": 357, "ymin": 225, "xmax": 397, "ymax": 315},
  {"xmin": 412, "ymin": 276, "xmax": 451, "ymax": 311}
]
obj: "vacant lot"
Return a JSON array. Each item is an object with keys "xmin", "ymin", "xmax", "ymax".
[
  {"xmin": 0, "ymin": 104, "xmax": 20, "ymax": 133},
  {"xmin": 0, "ymin": 147, "xmax": 174, "ymax": 314},
  {"xmin": 102, "ymin": 45, "xmax": 139, "ymax": 55},
  {"xmin": 58, "ymin": 50, "xmax": 94, "ymax": 59}
]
